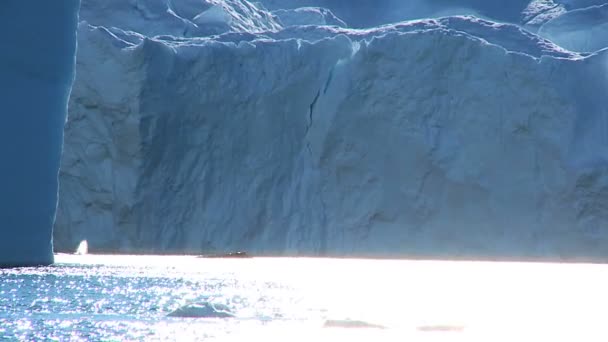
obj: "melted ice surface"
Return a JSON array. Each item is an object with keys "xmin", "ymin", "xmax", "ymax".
[{"xmin": 1, "ymin": 255, "xmax": 607, "ymax": 341}]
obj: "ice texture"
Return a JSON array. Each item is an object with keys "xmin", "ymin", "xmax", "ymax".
[
  {"xmin": 79, "ymin": 0, "xmax": 280, "ymax": 37},
  {"xmin": 0, "ymin": 1, "xmax": 80, "ymax": 266},
  {"xmin": 522, "ymin": 1, "xmax": 568, "ymax": 29},
  {"xmin": 55, "ymin": 0, "xmax": 608, "ymax": 260},
  {"xmin": 259, "ymin": 0, "xmax": 552, "ymax": 27},
  {"xmin": 272, "ymin": 7, "xmax": 347, "ymax": 27},
  {"xmin": 538, "ymin": 3, "xmax": 608, "ymax": 52}
]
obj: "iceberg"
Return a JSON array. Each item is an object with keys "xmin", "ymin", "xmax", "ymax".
[
  {"xmin": 0, "ymin": 1, "xmax": 80, "ymax": 267},
  {"xmin": 54, "ymin": 0, "xmax": 608, "ymax": 260},
  {"xmin": 168, "ymin": 302, "xmax": 235, "ymax": 318}
]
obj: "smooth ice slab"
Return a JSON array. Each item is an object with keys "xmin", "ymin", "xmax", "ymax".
[{"xmin": 0, "ymin": 1, "xmax": 80, "ymax": 267}]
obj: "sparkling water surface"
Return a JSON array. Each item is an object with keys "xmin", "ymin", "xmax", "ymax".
[{"xmin": 2, "ymin": 255, "xmax": 608, "ymax": 341}]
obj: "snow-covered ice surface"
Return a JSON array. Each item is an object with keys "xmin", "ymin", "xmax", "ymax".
[
  {"xmin": 79, "ymin": 0, "xmax": 281, "ymax": 37},
  {"xmin": 522, "ymin": 0, "xmax": 568, "ymax": 29},
  {"xmin": 259, "ymin": 0, "xmax": 542, "ymax": 27},
  {"xmin": 272, "ymin": 7, "xmax": 347, "ymax": 28},
  {"xmin": 558, "ymin": 0, "xmax": 608, "ymax": 10},
  {"xmin": 55, "ymin": 0, "xmax": 608, "ymax": 260},
  {"xmin": 1, "ymin": 255, "xmax": 608, "ymax": 341},
  {"xmin": 538, "ymin": 3, "xmax": 608, "ymax": 52},
  {"xmin": 0, "ymin": 1, "xmax": 79, "ymax": 267}
]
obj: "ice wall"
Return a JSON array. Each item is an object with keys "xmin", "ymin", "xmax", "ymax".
[
  {"xmin": 0, "ymin": 1, "xmax": 80, "ymax": 267},
  {"xmin": 55, "ymin": 0, "xmax": 608, "ymax": 260}
]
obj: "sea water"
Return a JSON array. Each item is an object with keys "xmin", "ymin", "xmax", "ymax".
[{"xmin": 1, "ymin": 255, "xmax": 608, "ymax": 341}]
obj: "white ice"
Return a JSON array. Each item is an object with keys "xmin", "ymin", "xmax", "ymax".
[{"xmin": 52, "ymin": 0, "xmax": 608, "ymax": 261}]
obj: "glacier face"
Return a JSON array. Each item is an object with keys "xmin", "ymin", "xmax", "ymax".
[
  {"xmin": 0, "ymin": 1, "xmax": 80, "ymax": 266},
  {"xmin": 56, "ymin": 0, "xmax": 608, "ymax": 259}
]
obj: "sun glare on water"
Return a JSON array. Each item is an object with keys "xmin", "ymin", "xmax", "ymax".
[{"xmin": 1, "ymin": 255, "xmax": 607, "ymax": 341}]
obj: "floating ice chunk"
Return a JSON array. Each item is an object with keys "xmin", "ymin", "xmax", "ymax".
[
  {"xmin": 168, "ymin": 302, "xmax": 235, "ymax": 318},
  {"xmin": 75, "ymin": 240, "xmax": 89, "ymax": 255},
  {"xmin": 324, "ymin": 319, "xmax": 386, "ymax": 329}
]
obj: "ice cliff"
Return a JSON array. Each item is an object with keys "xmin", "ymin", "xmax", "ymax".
[
  {"xmin": 55, "ymin": 0, "xmax": 608, "ymax": 260},
  {"xmin": 0, "ymin": 1, "xmax": 79, "ymax": 266}
]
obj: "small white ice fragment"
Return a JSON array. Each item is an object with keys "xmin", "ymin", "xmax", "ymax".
[{"xmin": 75, "ymin": 240, "xmax": 88, "ymax": 255}]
